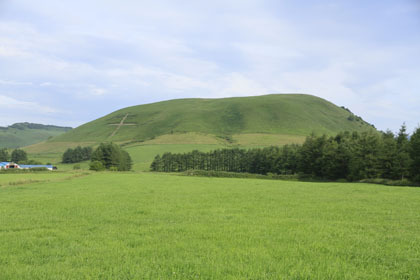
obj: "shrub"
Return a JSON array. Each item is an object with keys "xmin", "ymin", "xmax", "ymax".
[
  {"xmin": 89, "ymin": 161, "xmax": 105, "ymax": 171},
  {"xmin": 73, "ymin": 164, "xmax": 81, "ymax": 170},
  {"xmin": 29, "ymin": 167, "xmax": 49, "ymax": 172}
]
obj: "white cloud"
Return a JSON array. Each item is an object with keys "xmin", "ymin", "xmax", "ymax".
[
  {"xmin": 0, "ymin": 79, "xmax": 33, "ymax": 86},
  {"xmin": 213, "ymin": 73, "xmax": 269, "ymax": 98},
  {"xmin": 0, "ymin": 94, "xmax": 57, "ymax": 113},
  {"xmin": 0, "ymin": 45, "xmax": 29, "ymax": 57},
  {"xmin": 89, "ymin": 87, "xmax": 107, "ymax": 96}
]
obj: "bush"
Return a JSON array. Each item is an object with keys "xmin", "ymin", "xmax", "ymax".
[
  {"xmin": 89, "ymin": 161, "xmax": 105, "ymax": 171},
  {"xmin": 29, "ymin": 167, "xmax": 49, "ymax": 172},
  {"xmin": 73, "ymin": 164, "xmax": 81, "ymax": 170}
]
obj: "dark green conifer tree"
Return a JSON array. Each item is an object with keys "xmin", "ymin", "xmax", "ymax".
[
  {"xmin": 394, "ymin": 124, "xmax": 411, "ymax": 180},
  {"xmin": 378, "ymin": 130, "xmax": 398, "ymax": 179},
  {"xmin": 409, "ymin": 127, "xmax": 420, "ymax": 182},
  {"xmin": 348, "ymin": 132, "xmax": 381, "ymax": 181}
]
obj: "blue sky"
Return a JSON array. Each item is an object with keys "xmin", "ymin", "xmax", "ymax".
[{"xmin": 0, "ymin": 0, "xmax": 419, "ymax": 132}]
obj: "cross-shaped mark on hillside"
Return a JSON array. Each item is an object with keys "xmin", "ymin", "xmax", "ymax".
[{"xmin": 108, "ymin": 113, "xmax": 136, "ymax": 138}]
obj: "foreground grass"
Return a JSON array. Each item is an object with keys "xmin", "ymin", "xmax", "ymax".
[
  {"xmin": 0, "ymin": 171, "xmax": 89, "ymax": 187},
  {"xmin": 0, "ymin": 172, "xmax": 419, "ymax": 279}
]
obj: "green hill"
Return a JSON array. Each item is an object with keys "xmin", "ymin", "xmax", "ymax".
[
  {"xmin": 23, "ymin": 94, "xmax": 377, "ymax": 170},
  {"xmin": 0, "ymin": 122, "xmax": 72, "ymax": 148},
  {"xmin": 51, "ymin": 94, "xmax": 375, "ymax": 144}
]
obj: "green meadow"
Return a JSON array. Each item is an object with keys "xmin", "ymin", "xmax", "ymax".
[
  {"xmin": 1, "ymin": 172, "xmax": 419, "ymax": 279},
  {"xmin": 0, "ymin": 171, "xmax": 91, "ymax": 186}
]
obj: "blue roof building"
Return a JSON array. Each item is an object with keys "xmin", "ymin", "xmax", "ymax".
[
  {"xmin": 0, "ymin": 162, "xmax": 20, "ymax": 169},
  {"xmin": 0, "ymin": 162, "xmax": 54, "ymax": 170},
  {"xmin": 20, "ymin": 164, "xmax": 53, "ymax": 170}
]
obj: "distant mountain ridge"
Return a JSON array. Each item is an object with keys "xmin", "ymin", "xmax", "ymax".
[
  {"xmin": 0, "ymin": 122, "xmax": 72, "ymax": 148},
  {"xmin": 49, "ymin": 94, "xmax": 375, "ymax": 145},
  {"xmin": 0, "ymin": 122, "xmax": 72, "ymax": 131}
]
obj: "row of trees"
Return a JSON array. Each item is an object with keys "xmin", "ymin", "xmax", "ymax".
[
  {"xmin": 62, "ymin": 146, "xmax": 93, "ymax": 163},
  {"xmin": 151, "ymin": 125, "xmax": 420, "ymax": 182},
  {"xmin": 0, "ymin": 148, "xmax": 28, "ymax": 163}
]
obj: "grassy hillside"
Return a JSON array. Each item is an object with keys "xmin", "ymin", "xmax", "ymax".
[
  {"xmin": 51, "ymin": 94, "xmax": 375, "ymax": 144},
  {"xmin": 1, "ymin": 172, "xmax": 419, "ymax": 279},
  {"xmin": 23, "ymin": 94, "xmax": 376, "ymax": 168},
  {"xmin": 0, "ymin": 122, "xmax": 72, "ymax": 148}
]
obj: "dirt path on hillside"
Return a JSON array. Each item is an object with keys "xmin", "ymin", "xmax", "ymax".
[
  {"xmin": 108, "ymin": 114, "xmax": 136, "ymax": 138},
  {"xmin": 109, "ymin": 114, "xmax": 129, "ymax": 138}
]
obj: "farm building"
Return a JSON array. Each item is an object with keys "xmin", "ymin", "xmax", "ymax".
[
  {"xmin": 0, "ymin": 162, "xmax": 54, "ymax": 170},
  {"xmin": 0, "ymin": 162, "xmax": 20, "ymax": 169}
]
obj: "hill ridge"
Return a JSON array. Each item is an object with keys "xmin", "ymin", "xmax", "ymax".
[
  {"xmin": 0, "ymin": 122, "xmax": 72, "ymax": 130},
  {"xmin": 0, "ymin": 122, "xmax": 72, "ymax": 148}
]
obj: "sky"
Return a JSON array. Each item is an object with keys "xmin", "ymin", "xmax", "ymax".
[{"xmin": 0, "ymin": 0, "xmax": 419, "ymax": 133}]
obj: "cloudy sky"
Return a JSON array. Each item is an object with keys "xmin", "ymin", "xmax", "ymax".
[{"xmin": 0, "ymin": 0, "xmax": 419, "ymax": 132}]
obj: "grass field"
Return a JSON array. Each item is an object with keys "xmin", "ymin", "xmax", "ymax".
[
  {"xmin": 0, "ymin": 172, "xmax": 419, "ymax": 279},
  {"xmin": 231, "ymin": 133, "xmax": 305, "ymax": 146},
  {"xmin": 0, "ymin": 171, "xmax": 88, "ymax": 187}
]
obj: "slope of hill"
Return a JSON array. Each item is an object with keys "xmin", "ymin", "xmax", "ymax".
[
  {"xmin": 0, "ymin": 122, "xmax": 72, "ymax": 148},
  {"xmin": 51, "ymin": 94, "xmax": 375, "ymax": 144}
]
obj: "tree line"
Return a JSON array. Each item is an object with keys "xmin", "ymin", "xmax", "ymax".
[
  {"xmin": 62, "ymin": 146, "xmax": 93, "ymax": 163},
  {"xmin": 60, "ymin": 143, "xmax": 132, "ymax": 171},
  {"xmin": 0, "ymin": 148, "xmax": 46, "ymax": 165},
  {"xmin": 151, "ymin": 125, "xmax": 420, "ymax": 183},
  {"xmin": 0, "ymin": 148, "xmax": 28, "ymax": 163}
]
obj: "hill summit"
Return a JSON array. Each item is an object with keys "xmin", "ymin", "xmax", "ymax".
[{"xmin": 50, "ymin": 94, "xmax": 375, "ymax": 146}]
